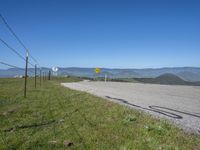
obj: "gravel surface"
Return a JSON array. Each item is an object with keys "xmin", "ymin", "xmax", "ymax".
[{"xmin": 61, "ymin": 81, "xmax": 200, "ymax": 135}]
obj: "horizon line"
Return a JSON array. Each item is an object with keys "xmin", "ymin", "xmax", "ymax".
[{"xmin": 1, "ymin": 66, "xmax": 200, "ymax": 70}]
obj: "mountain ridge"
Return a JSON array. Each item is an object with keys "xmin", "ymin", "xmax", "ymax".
[
  {"xmin": 0, "ymin": 67, "xmax": 200, "ymax": 81},
  {"xmin": 133, "ymin": 73, "xmax": 200, "ymax": 86}
]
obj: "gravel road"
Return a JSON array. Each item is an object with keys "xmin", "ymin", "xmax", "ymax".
[{"xmin": 61, "ymin": 81, "xmax": 200, "ymax": 135}]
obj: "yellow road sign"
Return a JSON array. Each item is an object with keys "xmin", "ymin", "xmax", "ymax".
[{"xmin": 95, "ymin": 68, "xmax": 100, "ymax": 74}]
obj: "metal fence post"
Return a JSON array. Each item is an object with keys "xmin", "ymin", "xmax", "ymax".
[
  {"xmin": 48, "ymin": 70, "xmax": 51, "ymax": 80},
  {"xmin": 35, "ymin": 64, "xmax": 37, "ymax": 88},
  {"xmin": 40, "ymin": 69, "xmax": 41, "ymax": 86},
  {"xmin": 24, "ymin": 49, "xmax": 28, "ymax": 98}
]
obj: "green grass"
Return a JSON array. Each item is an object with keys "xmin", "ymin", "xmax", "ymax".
[{"xmin": 0, "ymin": 77, "xmax": 200, "ymax": 150}]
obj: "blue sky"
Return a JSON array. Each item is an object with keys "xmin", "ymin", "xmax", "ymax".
[{"xmin": 0, "ymin": 0, "xmax": 200, "ymax": 69}]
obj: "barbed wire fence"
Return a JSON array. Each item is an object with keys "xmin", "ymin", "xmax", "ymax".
[
  {"xmin": 0, "ymin": 14, "xmax": 52, "ymax": 97},
  {"xmin": 0, "ymin": 14, "xmax": 100, "ymax": 148}
]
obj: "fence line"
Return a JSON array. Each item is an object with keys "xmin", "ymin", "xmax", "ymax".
[{"xmin": 0, "ymin": 14, "xmax": 47, "ymax": 97}]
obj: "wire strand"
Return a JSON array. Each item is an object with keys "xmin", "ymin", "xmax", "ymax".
[
  {"xmin": 0, "ymin": 61, "xmax": 24, "ymax": 70},
  {"xmin": 0, "ymin": 38, "xmax": 26, "ymax": 61},
  {"xmin": 0, "ymin": 14, "xmax": 40, "ymax": 67},
  {"xmin": 0, "ymin": 61, "xmax": 37, "ymax": 75},
  {"xmin": 0, "ymin": 14, "xmax": 27, "ymax": 50},
  {"xmin": 0, "ymin": 38, "xmax": 35, "ymax": 67}
]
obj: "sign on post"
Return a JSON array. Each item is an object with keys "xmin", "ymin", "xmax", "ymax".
[
  {"xmin": 93, "ymin": 68, "xmax": 100, "ymax": 81},
  {"xmin": 95, "ymin": 68, "xmax": 100, "ymax": 74}
]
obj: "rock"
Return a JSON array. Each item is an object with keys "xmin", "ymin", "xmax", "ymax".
[{"xmin": 63, "ymin": 140, "xmax": 73, "ymax": 147}]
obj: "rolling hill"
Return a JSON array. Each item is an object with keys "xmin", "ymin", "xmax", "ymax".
[{"xmin": 134, "ymin": 73, "xmax": 200, "ymax": 86}]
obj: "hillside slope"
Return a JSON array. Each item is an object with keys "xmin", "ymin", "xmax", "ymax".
[{"xmin": 134, "ymin": 73, "xmax": 200, "ymax": 86}]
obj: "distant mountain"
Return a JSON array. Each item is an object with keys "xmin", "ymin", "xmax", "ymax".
[
  {"xmin": 134, "ymin": 73, "xmax": 200, "ymax": 86},
  {"xmin": 155, "ymin": 74, "xmax": 185, "ymax": 84},
  {"xmin": 177, "ymin": 71, "xmax": 200, "ymax": 82},
  {"xmin": 1, "ymin": 67, "xmax": 200, "ymax": 81}
]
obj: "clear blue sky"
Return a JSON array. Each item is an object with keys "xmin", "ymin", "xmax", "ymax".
[{"xmin": 0, "ymin": 0, "xmax": 200, "ymax": 69}]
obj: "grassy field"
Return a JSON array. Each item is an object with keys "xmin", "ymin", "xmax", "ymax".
[{"xmin": 0, "ymin": 77, "xmax": 200, "ymax": 150}]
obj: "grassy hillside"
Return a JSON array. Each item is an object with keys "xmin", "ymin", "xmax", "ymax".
[{"xmin": 0, "ymin": 77, "xmax": 200, "ymax": 149}]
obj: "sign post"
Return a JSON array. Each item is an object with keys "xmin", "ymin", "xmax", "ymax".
[
  {"xmin": 94, "ymin": 68, "xmax": 100, "ymax": 81},
  {"xmin": 105, "ymin": 73, "xmax": 107, "ymax": 82}
]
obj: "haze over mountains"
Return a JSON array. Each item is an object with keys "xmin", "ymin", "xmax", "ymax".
[{"xmin": 1, "ymin": 67, "xmax": 200, "ymax": 82}]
